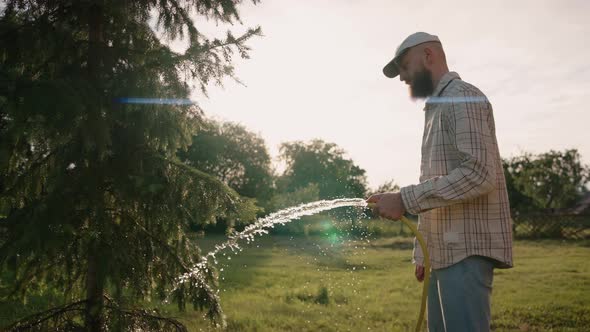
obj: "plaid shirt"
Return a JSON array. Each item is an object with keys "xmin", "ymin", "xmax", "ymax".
[{"xmin": 400, "ymin": 71, "xmax": 513, "ymax": 270}]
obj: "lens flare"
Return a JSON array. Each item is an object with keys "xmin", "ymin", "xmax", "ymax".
[{"xmin": 115, "ymin": 97, "xmax": 194, "ymax": 105}]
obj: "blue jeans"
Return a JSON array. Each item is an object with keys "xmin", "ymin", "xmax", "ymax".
[{"xmin": 427, "ymin": 256, "xmax": 494, "ymax": 332}]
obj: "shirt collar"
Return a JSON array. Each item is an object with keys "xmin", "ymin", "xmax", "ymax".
[
  {"xmin": 423, "ymin": 71, "xmax": 460, "ymax": 112},
  {"xmin": 431, "ymin": 71, "xmax": 460, "ymax": 97}
]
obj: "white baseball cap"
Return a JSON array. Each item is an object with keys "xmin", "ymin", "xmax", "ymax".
[{"xmin": 383, "ymin": 32, "xmax": 441, "ymax": 78}]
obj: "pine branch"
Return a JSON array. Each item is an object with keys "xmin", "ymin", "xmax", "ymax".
[
  {"xmin": 167, "ymin": 0, "xmax": 200, "ymax": 41},
  {"xmin": 104, "ymin": 297, "xmax": 187, "ymax": 332},
  {"xmin": 129, "ymin": 207, "xmax": 226, "ymax": 326},
  {"xmin": 191, "ymin": 27, "xmax": 262, "ymax": 55},
  {"xmin": 8, "ymin": 256, "xmax": 43, "ymax": 299},
  {"xmin": 2, "ymin": 146, "xmax": 61, "ymax": 197},
  {"xmin": 154, "ymin": 153, "xmax": 245, "ymax": 217},
  {"xmin": 0, "ymin": 2, "xmax": 73, "ymax": 41},
  {"xmin": 4, "ymin": 299, "xmax": 87, "ymax": 331},
  {"xmin": 7, "ymin": 247, "xmax": 79, "ymax": 300},
  {"xmin": 125, "ymin": 212, "xmax": 192, "ymax": 273},
  {"xmin": 180, "ymin": 204, "xmax": 200, "ymax": 225},
  {"xmin": 152, "ymin": 153, "xmax": 234, "ymax": 196},
  {"xmin": 4, "ymin": 296, "xmax": 189, "ymax": 331}
]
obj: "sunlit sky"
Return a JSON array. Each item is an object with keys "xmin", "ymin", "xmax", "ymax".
[{"xmin": 171, "ymin": 0, "xmax": 589, "ymax": 189}]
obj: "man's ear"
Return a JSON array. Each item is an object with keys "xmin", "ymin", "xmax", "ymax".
[{"xmin": 423, "ymin": 47, "xmax": 434, "ymax": 65}]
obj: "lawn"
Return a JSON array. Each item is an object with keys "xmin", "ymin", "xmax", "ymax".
[
  {"xmin": 163, "ymin": 227, "xmax": 590, "ymax": 332},
  {"xmin": 1, "ymin": 220, "xmax": 589, "ymax": 331}
]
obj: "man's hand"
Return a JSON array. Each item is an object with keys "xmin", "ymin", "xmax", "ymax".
[
  {"xmin": 415, "ymin": 265, "xmax": 425, "ymax": 282},
  {"xmin": 366, "ymin": 192, "xmax": 406, "ymax": 220}
]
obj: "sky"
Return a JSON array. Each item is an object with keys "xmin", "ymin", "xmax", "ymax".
[{"xmin": 171, "ymin": 0, "xmax": 590, "ymax": 189}]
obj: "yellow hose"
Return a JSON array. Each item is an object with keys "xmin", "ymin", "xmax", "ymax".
[
  {"xmin": 399, "ymin": 216, "xmax": 430, "ymax": 332},
  {"xmin": 366, "ymin": 204, "xmax": 430, "ymax": 332}
]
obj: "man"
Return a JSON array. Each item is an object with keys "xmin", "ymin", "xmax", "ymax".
[{"xmin": 367, "ymin": 32, "xmax": 513, "ymax": 332}]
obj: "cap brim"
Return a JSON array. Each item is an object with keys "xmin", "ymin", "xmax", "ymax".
[{"xmin": 383, "ymin": 58, "xmax": 399, "ymax": 78}]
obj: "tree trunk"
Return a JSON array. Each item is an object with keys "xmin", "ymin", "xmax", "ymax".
[
  {"xmin": 85, "ymin": 249, "xmax": 105, "ymax": 332},
  {"xmin": 87, "ymin": 1, "xmax": 104, "ymax": 82},
  {"xmin": 86, "ymin": 1, "xmax": 105, "ymax": 331}
]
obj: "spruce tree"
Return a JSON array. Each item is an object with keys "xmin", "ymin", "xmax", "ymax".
[{"xmin": 0, "ymin": 0, "xmax": 260, "ymax": 330}]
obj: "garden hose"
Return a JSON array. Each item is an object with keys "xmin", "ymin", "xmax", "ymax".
[
  {"xmin": 367, "ymin": 204, "xmax": 430, "ymax": 332},
  {"xmin": 399, "ymin": 215, "xmax": 430, "ymax": 332}
]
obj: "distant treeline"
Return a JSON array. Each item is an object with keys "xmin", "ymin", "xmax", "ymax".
[{"xmin": 181, "ymin": 118, "xmax": 590, "ymax": 231}]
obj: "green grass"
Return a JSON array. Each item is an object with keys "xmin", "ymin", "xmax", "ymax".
[
  {"xmin": 160, "ymin": 234, "xmax": 590, "ymax": 332},
  {"xmin": 2, "ymin": 223, "xmax": 589, "ymax": 331}
]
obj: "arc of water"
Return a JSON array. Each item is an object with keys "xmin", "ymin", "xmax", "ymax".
[{"xmin": 172, "ymin": 198, "xmax": 368, "ymax": 291}]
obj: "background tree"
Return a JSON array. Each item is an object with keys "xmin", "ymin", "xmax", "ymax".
[
  {"xmin": 277, "ymin": 139, "xmax": 368, "ymax": 200},
  {"xmin": 275, "ymin": 140, "xmax": 368, "ymax": 226},
  {"xmin": 270, "ymin": 183, "xmax": 320, "ymax": 211},
  {"xmin": 0, "ymin": 0, "xmax": 260, "ymax": 330},
  {"xmin": 503, "ymin": 149, "xmax": 590, "ymax": 213},
  {"xmin": 180, "ymin": 119, "xmax": 274, "ymax": 215},
  {"xmin": 368, "ymin": 179, "xmax": 400, "ymax": 196}
]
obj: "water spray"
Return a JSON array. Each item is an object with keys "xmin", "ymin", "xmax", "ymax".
[
  {"xmin": 172, "ymin": 199, "xmax": 369, "ymax": 295},
  {"xmin": 115, "ymin": 96, "xmax": 430, "ymax": 329},
  {"xmin": 172, "ymin": 198, "xmax": 430, "ymax": 332}
]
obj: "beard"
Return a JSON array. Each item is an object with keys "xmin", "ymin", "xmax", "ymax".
[{"xmin": 409, "ymin": 68, "xmax": 434, "ymax": 99}]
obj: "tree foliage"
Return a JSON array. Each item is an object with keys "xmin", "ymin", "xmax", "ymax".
[
  {"xmin": 503, "ymin": 149, "xmax": 590, "ymax": 213},
  {"xmin": 0, "ymin": 0, "xmax": 260, "ymax": 330},
  {"xmin": 180, "ymin": 119, "xmax": 274, "ymax": 214},
  {"xmin": 277, "ymin": 139, "xmax": 368, "ymax": 200},
  {"xmin": 368, "ymin": 179, "xmax": 400, "ymax": 196},
  {"xmin": 270, "ymin": 183, "xmax": 320, "ymax": 210}
]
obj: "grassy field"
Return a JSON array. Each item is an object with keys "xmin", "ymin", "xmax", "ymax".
[
  {"xmin": 159, "ymin": 228, "xmax": 590, "ymax": 332},
  {"xmin": 1, "ymin": 219, "xmax": 589, "ymax": 331}
]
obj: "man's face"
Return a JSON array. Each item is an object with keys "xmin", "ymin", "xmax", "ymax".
[{"xmin": 396, "ymin": 50, "xmax": 434, "ymax": 99}]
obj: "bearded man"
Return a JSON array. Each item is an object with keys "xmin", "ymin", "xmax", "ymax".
[{"xmin": 367, "ymin": 32, "xmax": 513, "ymax": 332}]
